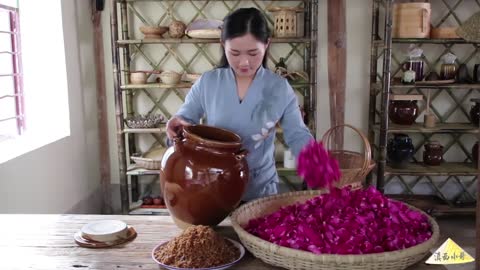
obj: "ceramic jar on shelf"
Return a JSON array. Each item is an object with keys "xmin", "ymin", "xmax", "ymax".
[
  {"xmin": 440, "ymin": 52, "xmax": 457, "ymax": 80},
  {"xmin": 469, "ymin": 98, "xmax": 480, "ymax": 126},
  {"xmin": 387, "ymin": 133, "xmax": 414, "ymax": 169},
  {"xmin": 388, "ymin": 95, "xmax": 422, "ymax": 125},
  {"xmin": 423, "ymin": 141, "xmax": 443, "ymax": 166},
  {"xmin": 472, "ymin": 142, "xmax": 479, "ymax": 164}
]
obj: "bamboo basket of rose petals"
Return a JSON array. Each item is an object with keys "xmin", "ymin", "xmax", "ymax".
[
  {"xmin": 230, "ymin": 130, "xmax": 439, "ymax": 270},
  {"xmin": 316, "ymin": 124, "xmax": 375, "ymax": 189},
  {"xmin": 230, "ymin": 188, "xmax": 439, "ymax": 270}
]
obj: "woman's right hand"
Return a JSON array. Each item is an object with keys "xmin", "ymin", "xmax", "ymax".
[{"xmin": 166, "ymin": 116, "xmax": 191, "ymax": 140}]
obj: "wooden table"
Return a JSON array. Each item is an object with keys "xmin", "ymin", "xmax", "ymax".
[{"xmin": 0, "ymin": 215, "xmax": 471, "ymax": 270}]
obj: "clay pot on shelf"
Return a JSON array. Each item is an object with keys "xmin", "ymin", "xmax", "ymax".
[
  {"xmin": 139, "ymin": 25, "xmax": 168, "ymax": 39},
  {"xmin": 388, "ymin": 100, "xmax": 419, "ymax": 125},
  {"xmin": 472, "ymin": 142, "xmax": 478, "ymax": 164},
  {"xmin": 168, "ymin": 20, "xmax": 186, "ymax": 38},
  {"xmin": 469, "ymin": 98, "xmax": 480, "ymax": 126},
  {"xmin": 130, "ymin": 72, "xmax": 147, "ymax": 84},
  {"xmin": 423, "ymin": 141, "xmax": 443, "ymax": 166},
  {"xmin": 160, "ymin": 125, "xmax": 249, "ymax": 228},
  {"xmin": 474, "ymin": 64, "xmax": 480, "ymax": 83},
  {"xmin": 387, "ymin": 133, "xmax": 414, "ymax": 169},
  {"xmin": 440, "ymin": 63, "xmax": 457, "ymax": 80},
  {"xmin": 456, "ymin": 64, "xmax": 471, "ymax": 83}
]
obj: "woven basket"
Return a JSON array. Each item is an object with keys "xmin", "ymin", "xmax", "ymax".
[
  {"xmin": 130, "ymin": 147, "xmax": 166, "ymax": 170},
  {"xmin": 231, "ymin": 190, "xmax": 440, "ymax": 270},
  {"xmin": 268, "ymin": 6, "xmax": 303, "ymax": 38},
  {"xmin": 322, "ymin": 124, "xmax": 375, "ymax": 189}
]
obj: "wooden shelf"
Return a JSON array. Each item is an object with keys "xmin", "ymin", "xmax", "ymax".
[
  {"xmin": 121, "ymin": 82, "xmax": 311, "ymax": 90},
  {"xmin": 390, "ymin": 83, "xmax": 480, "ymax": 89},
  {"xmin": 387, "ymin": 194, "xmax": 475, "ymax": 217},
  {"xmin": 373, "ymin": 123, "xmax": 479, "ymax": 134},
  {"xmin": 129, "ymin": 207, "xmax": 169, "ymax": 215},
  {"xmin": 121, "ymin": 82, "xmax": 192, "ymax": 90},
  {"xmin": 118, "ymin": 37, "xmax": 312, "ymax": 45},
  {"xmin": 277, "ymin": 164, "xmax": 297, "ymax": 176},
  {"xmin": 385, "ymin": 162, "xmax": 478, "ymax": 176},
  {"xmin": 127, "ymin": 164, "xmax": 298, "ymax": 176},
  {"xmin": 123, "ymin": 127, "xmax": 165, "ymax": 133},
  {"xmin": 127, "ymin": 164, "xmax": 160, "ymax": 176},
  {"xmin": 392, "ymin": 38, "xmax": 479, "ymax": 44},
  {"xmin": 126, "ymin": 0, "xmax": 311, "ymax": 2}
]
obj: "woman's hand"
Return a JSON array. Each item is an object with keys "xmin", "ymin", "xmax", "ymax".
[{"xmin": 166, "ymin": 116, "xmax": 191, "ymax": 140}]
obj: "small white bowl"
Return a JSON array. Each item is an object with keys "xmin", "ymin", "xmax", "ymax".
[{"xmin": 81, "ymin": 220, "xmax": 128, "ymax": 243}]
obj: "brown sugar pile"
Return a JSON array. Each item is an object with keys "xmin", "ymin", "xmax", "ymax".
[{"xmin": 154, "ymin": 225, "xmax": 240, "ymax": 268}]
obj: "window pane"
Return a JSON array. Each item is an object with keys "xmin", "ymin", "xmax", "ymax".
[
  {"xmin": 0, "ymin": 34, "xmax": 12, "ymax": 51},
  {"xmin": 0, "ymin": 96, "xmax": 17, "ymax": 119},
  {"xmin": 0, "ymin": 76, "xmax": 14, "ymax": 96},
  {"xmin": 0, "ymin": 54, "xmax": 13, "ymax": 74},
  {"xmin": 0, "ymin": 0, "xmax": 17, "ymax": 8},
  {"xmin": 0, "ymin": 9, "xmax": 10, "ymax": 31},
  {"xmin": 0, "ymin": 119, "xmax": 17, "ymax": 139}
]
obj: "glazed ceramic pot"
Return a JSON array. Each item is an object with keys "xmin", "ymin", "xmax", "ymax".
[
  {"xmin": 388, "ymin": 100, "xmax": 419, "ymax": 125},
  {"xmin": 440, "ymin": 63, "xmax": 457, "ymax": 80},
  {"xmin": 423, "ymin": 141, "xmax": 443, "ymax": 166},
  {"xmin": 474, "ymin": 64, "xmax": 480, "ymax": 83},
  {"xmin": 472, "ymin": 142, "xmax": 478, "ymax": 164},
  {"xmin": 160, "ymin": 125, "xmax": 249, "ymax": 228},
  {"xmin": 470, "ymin": 98, "xmax": 480, "ymax": 126},
  {"xmin": 387, "ymin": 133, "xmax": 414, "ymax": 169}
]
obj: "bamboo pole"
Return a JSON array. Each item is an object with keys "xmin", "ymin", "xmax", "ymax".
[
  {"xmin": 110, "ymin": 0, "xmax": 129, "ymax": 214},
  {"xmin": 327, "ymin": 0, "xmax": 346, "ymax": 150},
  {"xmin": 477, "ymin": 93, "xmax": 480, "ymax": 270},
  {"xmin": 92, "ymin": 1, "xmax": 112, "ymax": 214},
  {"xmin": 378, "ymin": 0, "xmax": 394, "ymax": 193},
  {"xmin": 367, "ymin": 0, "xmax": 380, "ymax": 187}
]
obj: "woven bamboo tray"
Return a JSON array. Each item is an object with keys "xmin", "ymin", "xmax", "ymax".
[{"xmin": 231, "ymin": 190, "xmax": 440, "ymax": 270}]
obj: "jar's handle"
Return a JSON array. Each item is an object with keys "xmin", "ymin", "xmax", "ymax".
[
  {"xmin": 172, "ymin": 126, "xmax": 186, "ymax": 145},
  {"xmin": 235, "ymin": 149, "xmax": 249, "ymax": 161}
]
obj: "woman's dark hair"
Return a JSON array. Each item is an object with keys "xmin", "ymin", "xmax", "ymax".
[{"xmin": 219, "ymin": 8, "xmax": 271, "ymax": 68}]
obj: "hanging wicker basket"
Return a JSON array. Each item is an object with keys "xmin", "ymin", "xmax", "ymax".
[{"xmin": 321, "ymin": 124, "xmax": 375, "ymax": 189}]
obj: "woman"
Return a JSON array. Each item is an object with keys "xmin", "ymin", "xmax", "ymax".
[{"xmin": 166, "ymin": 7, "xmax": 313, "ymax": 201}]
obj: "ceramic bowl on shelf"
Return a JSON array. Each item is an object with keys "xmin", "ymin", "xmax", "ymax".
[
  {"xmin": 80, "ymin": 220, "xmax": 128, "ymax": 243},
  {"xmin": 159, "ymin": 71, "xmax": 182, "ymax": 85},
  {"xmin": 139, "ymin": 25, "xmax": 169, "ymax": 39},
  {"xmin": 182, "ymin": 73, "xmax": 201, "ymax": 83},
  {"xmin": 130, "ymin": 72, "xmax": 147, "ymax": 84}
]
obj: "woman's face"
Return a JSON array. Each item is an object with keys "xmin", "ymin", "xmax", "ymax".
[{"xmin": 224, "ymin": 33, "xmax": 269, "ymax": 78}]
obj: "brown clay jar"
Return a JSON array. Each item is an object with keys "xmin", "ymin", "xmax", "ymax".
[
  {"xmin": 388, "ymin": 100, "xmax": 419, "ymax": 125},
  {"xmin": 160, "ymin": 125, "xmax": 249, "ymax": 228},
  {"xmin": 472, "ymin": 142, "xmax": 478, "ymax": 164},
  {"xmin": 423, "ymin": 141, "xmax": 443, "ymax": 166},
  {"xmin": 470, "ymin": 98, "xmax": 480, "ymax": 126}
]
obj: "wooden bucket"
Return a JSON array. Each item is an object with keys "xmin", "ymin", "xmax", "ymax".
[{"xmin": 393, "ymin": 3, "xmax": 431, "ymax": 38}]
